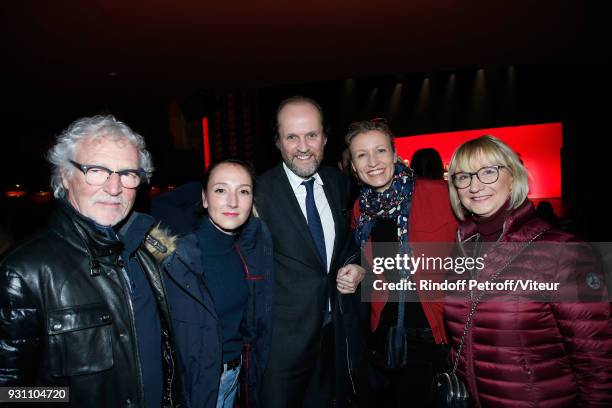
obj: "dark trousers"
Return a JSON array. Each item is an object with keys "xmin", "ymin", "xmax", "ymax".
[{"xmin": 261, "ymin": 322, "xmax": 335, "ymax": 408}]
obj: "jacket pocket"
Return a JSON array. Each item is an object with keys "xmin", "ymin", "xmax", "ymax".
[{"xmin": 47, "ymin": 303, "xmax": 114, "ymax": 377}]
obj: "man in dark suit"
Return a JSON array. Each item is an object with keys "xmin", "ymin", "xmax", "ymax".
[{"xmin": 257, "ymin": 96, "xmax": 367, "ymax": 408}]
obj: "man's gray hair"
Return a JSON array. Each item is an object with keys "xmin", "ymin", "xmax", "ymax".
[{"xmin": 47, "ymin": 115, "xmax": 154, "ymax": 198}]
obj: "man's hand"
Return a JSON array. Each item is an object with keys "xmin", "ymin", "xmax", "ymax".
[{"xmin": 336, "ymin": 264, "xmax": 365, "ymax": 294}]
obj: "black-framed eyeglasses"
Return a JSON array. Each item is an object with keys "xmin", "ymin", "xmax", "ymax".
[
  {"xmin": 451, "ymin": 165, "xmax": 506, "ymax": 189},
  {"xmin": 70, "ymin": 160, "xmax": 145, "ymax": 189}
]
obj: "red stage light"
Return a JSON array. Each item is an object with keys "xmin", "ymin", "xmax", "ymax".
[
  {"xmin": 5, "ymin": 184, "xmax": 27, "ymax": 198},
  {"xmin": 395, "ymin": 123, "xmax": 562, "ymax": 200},
  {"xmin": 30, "ymin": 191, "xmax": 52, "ymax": 204},
  {"xmin": 5, "ymin": 191, "xmax": 27, "ymax": 198},
  {"xmin": 202, "ymin": 117, "xmax": 210, "ymax": 170}
]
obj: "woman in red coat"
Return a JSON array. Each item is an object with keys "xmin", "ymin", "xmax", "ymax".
[
  {"xmin": 445, "ymin": 135, "xmax": 612, "ymax": 407},
  {"xmin": 346, "ymin": 119, "xmax": 457, "ymax": 407}
]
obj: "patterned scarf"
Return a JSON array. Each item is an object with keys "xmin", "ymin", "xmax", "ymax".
[
  {"xmin": 355, "ymin": 162, "xmax": 416, "ymax": 329},
  {"xmin": 355, "ymin": 162, "xmax": 415, "ymax": 250}
]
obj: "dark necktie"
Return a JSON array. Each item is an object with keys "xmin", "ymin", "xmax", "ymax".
[{"xmin": 302, "ymin": 178, "xmax": 327, "ymax": 269}]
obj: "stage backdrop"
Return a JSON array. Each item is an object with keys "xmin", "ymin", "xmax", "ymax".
[{"xmin": 396, "ymin": 122, "xmax": 562, "ymax": 200}]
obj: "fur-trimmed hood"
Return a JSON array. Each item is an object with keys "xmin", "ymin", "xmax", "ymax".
[{"xmin": 145, "ymin": 223, "xmax": 178, "ymax": 262}]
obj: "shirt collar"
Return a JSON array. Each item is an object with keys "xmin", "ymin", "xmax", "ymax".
[{"xmin": 282, "ymin": 162, "xmax": 324, "ymax": 193}]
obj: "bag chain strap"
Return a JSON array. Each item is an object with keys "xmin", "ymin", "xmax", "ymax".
[{"xmin": 450, "ymin": 231, "xmax": 546, "ymax": 374}]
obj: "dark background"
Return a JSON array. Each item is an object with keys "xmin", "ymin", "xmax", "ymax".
[{"xmin": 1, "ymin": 1, "xmax": 610, "ymax": 245}]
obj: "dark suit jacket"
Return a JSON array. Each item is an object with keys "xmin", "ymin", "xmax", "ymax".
[{"xmin": 256, "ymin": 164, "xmax": 366, "ymax": 405}]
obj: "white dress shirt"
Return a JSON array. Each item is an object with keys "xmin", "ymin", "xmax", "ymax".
[{"xmin": 282, "ymin": 163, "xmax": 335, "ymax": 273}]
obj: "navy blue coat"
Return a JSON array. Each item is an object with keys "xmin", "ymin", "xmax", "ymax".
[{"xmin": 160, "ymin": 216, "xmax": 274, "ymax": 408}]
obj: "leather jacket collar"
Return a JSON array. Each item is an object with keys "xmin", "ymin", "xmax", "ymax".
[{"xmin": 50, "ymin": 200, "xmax": 124, "ymax": 264}]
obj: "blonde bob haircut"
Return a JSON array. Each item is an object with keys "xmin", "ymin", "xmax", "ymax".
[{"xmin": 448, "ymin": 135, "xmax": 529, "ymax": 220}]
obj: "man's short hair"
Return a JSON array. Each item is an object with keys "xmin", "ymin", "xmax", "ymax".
[
  {"xmin": 274, "ymin": 95, "xmax": 326, "ymax": 141},
  {"xmin": 47, "ymin": 115, "xmax": 154, "ymax": 198}
]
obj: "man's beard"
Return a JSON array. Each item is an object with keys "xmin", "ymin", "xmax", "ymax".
[{"xmin": 284, "ymin": 155, "xmax": 321, "ymax": 178}]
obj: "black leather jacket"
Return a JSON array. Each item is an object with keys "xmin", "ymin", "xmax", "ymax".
[{"xmin": 0, "ymin": 203, "xmax": 183, "ymax": 408}]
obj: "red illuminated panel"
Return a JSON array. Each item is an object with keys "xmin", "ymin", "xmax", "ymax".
[
  {"xmin": 202, "ymin": 117, "xmax": 211, "ymax": 170},
  {"xmin": 395, "ymin": 123, "xmax": 562, "ymax": 199}
]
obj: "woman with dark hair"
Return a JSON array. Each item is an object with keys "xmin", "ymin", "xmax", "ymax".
[
  {"xmin": 346, "ymin": 120, "xmax": 457, "ymax": 406},
  {"xmin": 156, "ymin": 159, "xmax": 274, "ymax": 408},
  {"xmin": 445, "ymin": 135, "xmax": 612, "ymax": 407},
  {"xmin": 410, "ymin": 148, "xmax": 444, "ymax": 180}
]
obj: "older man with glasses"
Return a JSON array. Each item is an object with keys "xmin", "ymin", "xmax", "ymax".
[{"xmin": 0, "ymin": 115, "xmax": 184, "ymax": 408}]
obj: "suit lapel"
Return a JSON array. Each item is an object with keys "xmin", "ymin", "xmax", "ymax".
[{"xmin": 272, "ymin": 165, "xmax": 325, "ymax": 269}]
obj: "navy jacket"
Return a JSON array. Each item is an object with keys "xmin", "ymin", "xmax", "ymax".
[{"xmin": 159, "ymin": 216, "xmax": 274, "ymax": 408}]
